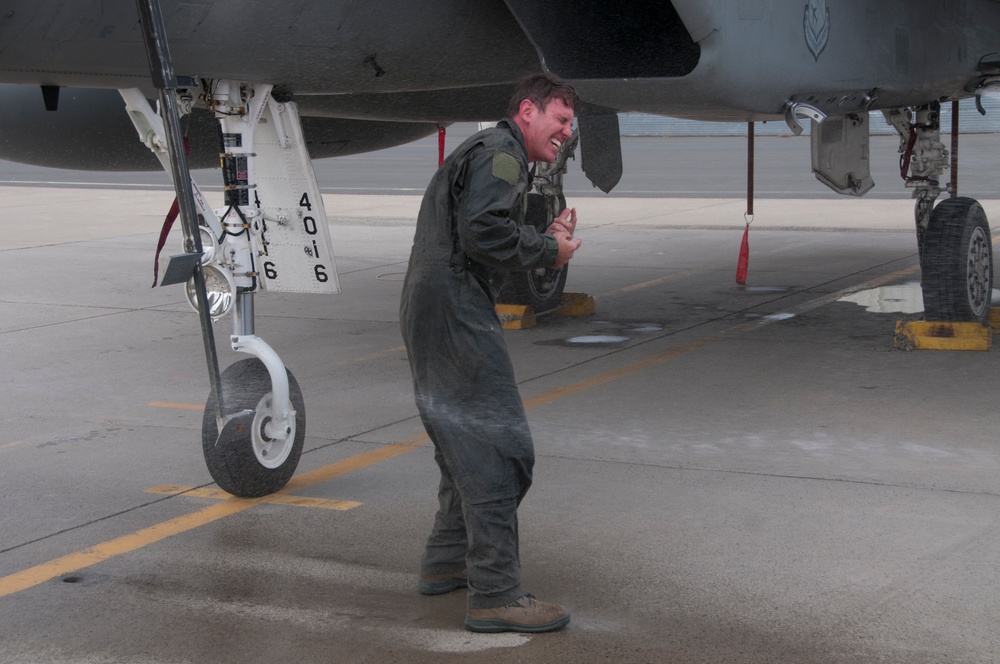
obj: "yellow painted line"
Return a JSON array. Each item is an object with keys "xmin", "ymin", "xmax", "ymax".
[
  {"xmin": 606, "ymin": 268, "xmax": 703, "ymax": 296},
  {"xmin": 0, "ymin": 261, "xmax": 927, "ymax": 601},
  {"xmin": 146, "ymin": 484, "xmax": 361, "ymax": 511},
  {"xmin": 524, "ymin": 341, "xmax": 711, "ymax": 410},
  {"xmin": 0, "ymin": 499, "xmax": 259, "ymax": 599},
  {"xmin": 284, "ymin": 435, "xmax": 429, "ymax": 492},
  {"xmin": 259, "ymin": 495, "xmax": 361, "ymax": 510},
  {"xmin": 147, "ymin": 402, "xmax": 205, "ymax": 411},
  {"xmin": 337, "ymin": 345, "xmax": 407, "ymax": 366},
  {"xmin": 0, "ymin": 444, "xmax": 416, "ymax": 600}
]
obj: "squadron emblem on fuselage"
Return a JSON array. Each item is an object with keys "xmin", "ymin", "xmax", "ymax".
[{"xmin": 804, "ymin": 0, "xmax": 830, "ymax": 61}]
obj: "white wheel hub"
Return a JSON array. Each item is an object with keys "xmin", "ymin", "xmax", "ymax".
[{"xmin": 251, "ymin": 394, "xmax": 296, "ymax": 469}]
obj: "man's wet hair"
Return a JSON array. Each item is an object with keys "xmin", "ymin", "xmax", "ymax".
[{"xmin": 506, "ymin": 73, "xmax": 579, "ymax": 117}]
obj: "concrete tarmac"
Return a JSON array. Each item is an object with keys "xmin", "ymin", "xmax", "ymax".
[{"xmin": 2, "ymin": 180, "xmax": 1000, "ymax": 662}]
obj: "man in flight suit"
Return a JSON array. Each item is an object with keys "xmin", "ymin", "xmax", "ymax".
[{"xmin": 400, "ymin": 74, "xmax": 582, "ymax": 633}]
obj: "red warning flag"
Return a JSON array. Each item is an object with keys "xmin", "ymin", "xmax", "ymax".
[
  {"xmin": 152, "ymin": 197, "xmax": 180, "ymax": 287},
  {"xmin": 735, "ymin": 222, "xmax": 750, "ymax": 285},
  {"xmin": 741, "ymin": 122, "xmax": 753, "ymax": 285},
  {"xmin": 151, "ymin": 138, "xmax": 191, "ymax": 287}
]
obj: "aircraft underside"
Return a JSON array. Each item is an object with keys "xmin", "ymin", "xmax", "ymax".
[{"xmin": 0, "ymin": 0, "xmax": 998, "ymax": 495}]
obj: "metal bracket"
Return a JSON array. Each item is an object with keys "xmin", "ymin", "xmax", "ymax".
[
  {"xmin": 159, "ymin": 252, "xmax": 203, "ymax": 287},
  {"xmin": 783, "ymin": 88, "xmax": 879, "ymax": 135},
  {"xmin": 784, "ymin": 101, "xmax": 826, "ymax": 135}
]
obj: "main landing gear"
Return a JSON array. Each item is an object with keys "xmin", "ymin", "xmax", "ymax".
[
  {"xmin": 921, "ymin": 197, "xmax": 992, "ymax": 322},
  {"xmin": 808, "ymin": 99, "xmax": 993, "ymax": 325},
  {"xmin": 499, "ymin": 130, "xmax": 578, "ymax": 313},
  {"xmin": 885, "ymin": 103, "xmax": 993, "ymax": 324}
]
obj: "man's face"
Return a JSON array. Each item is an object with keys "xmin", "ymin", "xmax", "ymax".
[{"xmin": 521, "ymin": 97, "xmax": 575, "ymax": 163}]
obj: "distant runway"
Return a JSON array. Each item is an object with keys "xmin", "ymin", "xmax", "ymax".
[{"xmin": 1, "ymin": 125, "xmax": 999, "ymax": 200}]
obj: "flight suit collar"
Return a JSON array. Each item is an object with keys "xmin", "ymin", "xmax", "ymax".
[{"xmin": 496, "ymin": 118, "xmax": 529, "ymax": 163}]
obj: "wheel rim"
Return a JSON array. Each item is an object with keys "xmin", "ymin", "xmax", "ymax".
[
  {"xmin": 528, "ymin": 267, "xmax": 560, "ymax": 300},
  {"xmin": 966, "ymin": 225, "xmax": 991, "ymax": 318},
  {"xmin": 251, "ymin": 394, "xmax": 296, "ymax": 469}
]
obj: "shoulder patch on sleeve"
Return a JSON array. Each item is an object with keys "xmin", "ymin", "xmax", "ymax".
[{"xmin": 492, "ymin": 150, "xmax": 521, "ymax": 186}]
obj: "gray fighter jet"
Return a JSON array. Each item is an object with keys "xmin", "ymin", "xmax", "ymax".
[{"xmin": 0, "ymin": 0, "xmax": 995, "ymax": 495}]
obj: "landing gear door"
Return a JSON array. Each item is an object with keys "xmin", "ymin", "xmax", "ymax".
[
  {"xmin": 252, "ymin": 98, "xmax": 341, "ymax": 294},
  {"xmin": 810, "ymin": 113, "xmax": 875, "ymax": 197}
]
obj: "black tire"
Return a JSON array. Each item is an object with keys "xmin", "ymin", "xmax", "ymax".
[
  {"xmin": 921, "ymin": 197, "xmax": 993, "ymax": 323},
  {"xmin": 202, "ymin": 358, "xmax": 305, "ymax": 497},
  {"xmin": 499, "ymin": 192, "xmax": 568, "ymax": 313}
]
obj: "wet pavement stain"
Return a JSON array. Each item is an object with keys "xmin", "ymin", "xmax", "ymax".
[
  {"xmin": 538, "ymin": 322, "xmax": 665, "ymax": 348},
  {"xmin": 565, "ymin": 335, "xmax": 631, "ymax": 345},
  {"xmin": 738, "ymin": 285, "xmax": 794, "ymax": 294}
]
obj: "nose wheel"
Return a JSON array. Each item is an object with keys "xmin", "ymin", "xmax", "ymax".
[{"xmin": 201, "ymin": 358, "xmax": 306, "ymax": 497}]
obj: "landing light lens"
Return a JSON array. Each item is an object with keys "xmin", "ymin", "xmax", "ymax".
[
  {"xmin": 185, "ymin": 265, "xmax": 235, "ymax": 319},
  {"xmin": 199, "ymin": 227, "xmax": 217, "ymax": 264}
]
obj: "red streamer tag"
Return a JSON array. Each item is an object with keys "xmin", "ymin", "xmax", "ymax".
[
  {"xmin": 438, "ymin": 126, "xmax": 446, "ymax": 167},
  {"xmin": 152, "ymin": 138, "xmax": 190, "ymax": 287},
  {"xmin": 735, "ymin": 222, "xmax": 750, "ymax": 285},
  {"xmin": 152, "ymin": 197, "xmax": 180, "ymax": 287}
]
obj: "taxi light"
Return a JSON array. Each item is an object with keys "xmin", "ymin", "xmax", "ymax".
[{"xmin": 185, "ymin": 265, "xmax": 235, "ymax": 319}]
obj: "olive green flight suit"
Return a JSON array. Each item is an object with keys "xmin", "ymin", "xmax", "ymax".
[{"xmin": 400, "ymin": 119, "xmax": 559, "ymax": 609}]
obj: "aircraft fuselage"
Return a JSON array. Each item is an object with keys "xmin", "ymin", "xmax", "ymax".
[{"xmin": 1, "ymin": 1, "xmax": 999, "ymax": 122}]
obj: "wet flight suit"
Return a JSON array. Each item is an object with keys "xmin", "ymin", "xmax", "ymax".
[{"xmin": 400, "ymin": 119, "xmax": 559, "ymax": 609}]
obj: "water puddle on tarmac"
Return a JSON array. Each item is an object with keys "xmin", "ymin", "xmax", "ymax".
[
  {"xmin": 542, "ymin": 322, "xmax": 665, "ymax": 348},
  {"xmin": 564, "ymin": 335, "xmax": 630, "ymax": 345},
  {"xmin": 839, "ymin": 281, "xmax": 924, "ymax": 314},
  {"xmin": 839, "ymin": 281, "xmax": 1000, "ymax": 314}
]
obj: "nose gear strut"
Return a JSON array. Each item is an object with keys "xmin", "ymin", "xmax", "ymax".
[{"xmin": 129, "ymin": 0, "xmax": 341, "ymax": 496}]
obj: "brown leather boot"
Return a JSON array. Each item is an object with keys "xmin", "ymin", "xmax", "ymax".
[{"xmin": 465, "ymin": 594, "xmax": 570, "ymax": 633}]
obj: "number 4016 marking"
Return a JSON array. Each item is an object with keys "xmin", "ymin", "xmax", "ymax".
[{"xmin": 300, "ymin": 192, "xmax": 329, "ymax": 284}]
